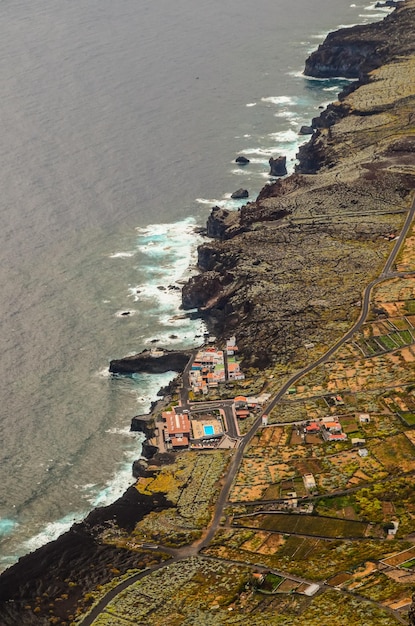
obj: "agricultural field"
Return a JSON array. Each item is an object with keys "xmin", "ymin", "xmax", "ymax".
[
  {"xmin": 87, "ymin": 557, "xmax": 251, "ymax": 625},
  {"xmin": 382, "ymin": 386, "xmax": 415, "ymax": 425},
  {"xmin": 350, "ymin": 316, "xmax": 415, "ymax": 357},
  {"xmin": 290, "ymin": 346, "xmax": 415, "ymax": 400},
  {"xmin": 105, "ymin": 451, "xmax": 230, "ymax": 548},
  {"xmin": 315, "ymin": 477, "xmax": 415, "ymax": 533},
  {"xmin": 370, "ymin": 432, "xmax": 415, "ymax": 473},
  {"xmin": 87, "ymin": 570, "xmax": 404, "ymax": 625},
  {"xmin": 206, "ymin": 528, "xmax": 408, "ymax": 582},
  {"xmin": 396, "ymin": 222, "xmax": 415, "ymax": 272},
  {"xmin": 233, "ymin": 512, "xmax": 370, "ymax": 538},
  {"xmin": 230, "ymin": 411, "xmax": 410, "ymax": 503}
]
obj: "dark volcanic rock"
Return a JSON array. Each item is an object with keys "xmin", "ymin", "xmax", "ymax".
[
  {"xmin": 130, "ymin": 415, "xmax": 156, "ymax": 438},
  {"xmin": 269, "ymin": 156, "xmax": 287, "ymax": 176},
  {"xmin": 109, "ymin": 349, "xmax": 191, "ymax": 374},
  {"xmin": 141, "ymin": 441, "xmax": 158, "ymax": 460},
  {"xmin": 206, "ymin": 206, "xmax": 242, "ymax": 240},
  {"xmin": 182, "ymin": 271, "xmax": 234, "ymax": 310},
  {"xmin": 235, "ymin": 155, "xmax": 250, "ymax": 164},
  {"xmin": 299, "ymin": 125, "xmax": 313, "ymax": 135},
  {"xmin": 231, "ymin": 188, "xmax": 249, "ymax": 199},
  {"xmin": 304, "ymin": 2, "xmax": 415, "ymax": 78},
  {"xmin": 0, "ymin": 486, "xmax": 172, "ymax": 625}
]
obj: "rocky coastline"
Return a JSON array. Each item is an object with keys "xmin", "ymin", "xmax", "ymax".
[{"xmin": 1, "ymin": 2, "xmax": 415, "ymax": 623}]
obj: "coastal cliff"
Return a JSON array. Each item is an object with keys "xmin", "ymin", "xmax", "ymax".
[
  {"xmin": 109, "ymin": 349, "xmax": 192, "ymax": 375},
  {"xmin": 1, "ymin": 3, "xmax": 415, "ymax": 624},
  {"xmin": 183, "ymin": 1, "xmax": 415, "ymax": 369}
]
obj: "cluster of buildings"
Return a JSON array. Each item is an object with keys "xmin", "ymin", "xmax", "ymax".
[
  {"xmin": 161, "ymin": 405, "xmax": 226, "ymax": 450},
  {"xmin": 189, "ymin": 337, "xmax": 245, "ymax": 395},
  {"xmin": 305, "ymin": 416, "xmax": 347, "ymax": 442},
  {"xmin": 234, "ymin": 394, "xmax": 270, "ymax": 419}
]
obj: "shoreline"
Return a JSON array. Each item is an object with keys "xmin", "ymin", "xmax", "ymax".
[{"xmin": 2, "ymin": 2, "xmax": 414, "ymax": 623}]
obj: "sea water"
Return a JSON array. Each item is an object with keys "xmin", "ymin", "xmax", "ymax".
[{"xmin": 0, "ymin": 0, "xmax": 393, "ymax": 571}]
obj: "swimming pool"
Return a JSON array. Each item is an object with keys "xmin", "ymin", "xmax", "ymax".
[{"xmin": 203, "ymin": 425, "xmax": 214, "ymax": 436}]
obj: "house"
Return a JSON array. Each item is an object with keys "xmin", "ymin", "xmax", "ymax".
[
  {"xmin": 303, "ymin": 473, "xmax": 317, "ymax": 491},
  {"xmin": 162, "ymin": 409, "xmax": 191, "ymax": 448},
  {"xmin": 323, "ymin": 421, "xmax": 342, "ymax": 434},
  {"xmin": 326, "ymin": 432, "xmax": 348, "ymax": 442},
  {"xmin": 351, "ymin": 438, "xmax": 366, "ymax": 447},
  {"xmin": 234, "ymin": 395, "xmax": 248, "ymax": 408},
  {"xmin": 227, "ymin": 362, "xmax": 245, "ymax": 381},
  {"xmin": 359, "ymin": 413, "xmax": 371, "ymax": 424},
  {"xmin": 226, "ymin": 336, "xmax": 238, "ymax": 355},
  {"xmin": 305, "ymin": 422, "xmax": 320, "ymax": 434},
  {"xmin": 236, "ymin": 409, "xmax": 250, "ymax": 419}
]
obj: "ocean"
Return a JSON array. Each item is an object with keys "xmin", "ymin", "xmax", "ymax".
[{"xmin": 0, "ymin": 0, "xmax": 392, "ymax": 571}]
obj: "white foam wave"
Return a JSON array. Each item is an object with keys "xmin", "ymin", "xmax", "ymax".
[
  {"xmin": 268, "ymin": 129, "xmax": 299, "ymax": 143},
  {"xmin": 261, "ymin": 96, "xmax": 297, "ymax": 105},
  {"xmin": 359, "ymin": 12, "xmax": 386, "ymax": 18},
  {"xmin": 109, "ymin": 251, "xmax": 135, "ymax": 259},
  {"xmin": 105, "ymin": 427, "xmax": 136, "ymax": 436},
  {"xmin": 246, "ymin": 102, "xmax": 257, "ymax": 107},
  {"xmin": 23, "ymin": 512, "xmax": 86, "ymax": 555},
  {"xmin": 230, "ymin": 168, "xmax": 251, "ymax": 176},
  {"xmin": 243, "ymin": 147, "xmax": 281, "ymax": 156},
  {"xmin": 195, "ymin": 197, "xmax": 220, "ymax": 206},
  {"xmin": 273, "ymin": 110, "xmax": 298, "ymax": 119},
  {"xmin": 96, "ymin": 367, "xmax": 111, "ymax": 379}
]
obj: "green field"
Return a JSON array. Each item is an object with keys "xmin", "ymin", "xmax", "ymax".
[
  {"xmin": 234, "ymin": 514, "xmax": 369, "ymax": 538},
  {"xmin": 399, "ymin": 412, "xmax": 415, "ymax": 426}
]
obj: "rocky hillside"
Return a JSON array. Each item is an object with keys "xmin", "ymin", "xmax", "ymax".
[{"xmin": 182, "ymin": 0, "xmax": 415, "ymax": 368}]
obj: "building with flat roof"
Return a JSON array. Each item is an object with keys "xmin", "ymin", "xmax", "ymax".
[
  {"xmin": 162, "ymin": 409, "xmax": 191, "ymax": 448},
  {"xmin": 303, "ymin": 474, "xmax": 316, "ymax": 491}
]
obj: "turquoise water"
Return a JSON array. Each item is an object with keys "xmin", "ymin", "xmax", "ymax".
[{"xmin": 203, "ymin": 425, "xmax": 215, "ymax": 437}]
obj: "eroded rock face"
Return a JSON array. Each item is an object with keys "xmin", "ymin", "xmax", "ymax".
[
  {"xmin": 304, "ymin": 1, "xmax": 415, "ymax": 78},
  {"xmin": 109, "ymin": 349, "xmax": 191, "ymax": 374},
  {"xmin": 182, "ymin": 1, "xmax": 415, "ymax": 367},
  {"xmin": 182, "ymin": 270, "xmax": 234, "ymax": 310},
  {"xmin": 269, "ymin": 155, "xmax": 287, "ymax": 176},
  {"xmin": 206, "ymin": 206, "xmax": 242, "ymax": 239}
]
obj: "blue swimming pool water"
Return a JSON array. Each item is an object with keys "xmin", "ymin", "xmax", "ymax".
[{"xmin": 203, "ymin": 425, "xmax": 214, "ymax": 436}]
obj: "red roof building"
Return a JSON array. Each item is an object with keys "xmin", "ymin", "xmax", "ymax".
[
  {"xmin": 306, "ymin": 422, "xmax": 320, "ymax": 433},
  {"xmin": 162, "ymin": 410, "xmax": 191, "ymax": 436}
]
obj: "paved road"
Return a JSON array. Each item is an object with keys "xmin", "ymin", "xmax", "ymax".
[{"xmin": 80, "ymin": 195, "xmax": 415, "ymax": 624}]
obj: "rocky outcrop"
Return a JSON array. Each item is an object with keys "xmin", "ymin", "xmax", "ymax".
[
  {"xmin": 109, "ymin": 349, "xmax": 191, "ymax": 375},
  {"xmin": 299, "ymin": 125, "xmax": 313, "ymax": 135},
  {"xmin": 182, "ymin": 270, "xmax": 234, "ymax": 310},
  {"xmin": 231, "ymin": 188, "xmax": 249, "ymax": 199},
  {"xmin": 130, "ymin": 414, "xmax": 156, "ymax": 437},
  {"xmin": 269, "ymin": 155, "xmax": 287, "ymax": 176},
  {"xmin": 181, "ymin": 1, "xmax": 415, "ymax": 367},
  {"xmin": 0, "ymin": 486, "xmax": 172, "ymax": 625},
  {"xmin": 304, "ymin": 0, "xmax": 415, "ymax": 78},
  {"xmin": 235, "ymin": 155, "xmax": 250, "ymax": 164},
  {"xmin": 206, "ymin": 206, "xmax": 243, "ymax": 239}
]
